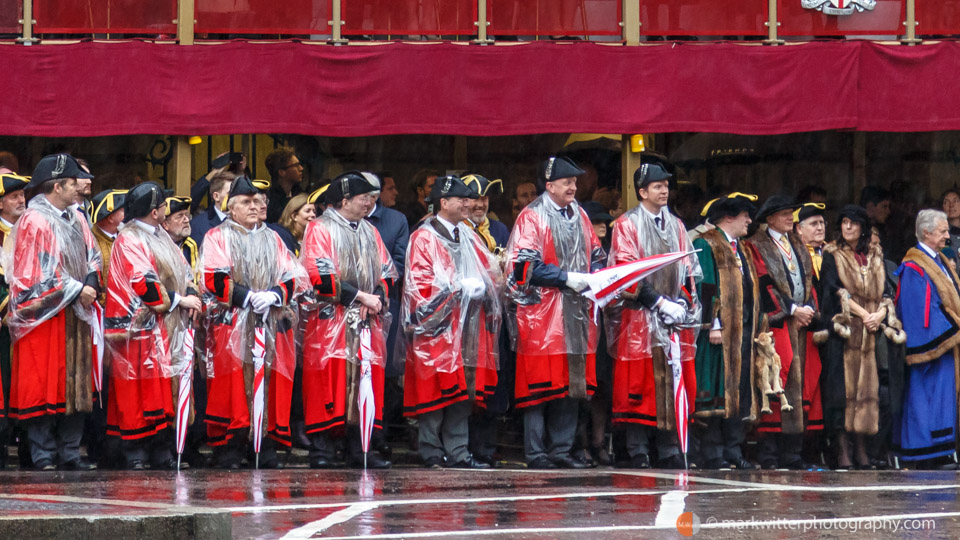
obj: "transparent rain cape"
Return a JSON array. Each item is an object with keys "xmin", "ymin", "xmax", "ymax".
[
  {"xmin": 199, "ymin": 219, "xmax": 307, "ymax": 379},
  {"xmin": 605, "ymin": 206, "xmax": 703, "ymax": 359},
  {"xmin": 299, "ymin": 208, "xmax": 398, "ymax": 369},
  {"xmin": 104, "ymin": 223, "xmax": 193, "ymax": 380},
  {"xmin": 504, "ymin": 195, "xmax": 604, "ymax": 356},
  {"xmin": 2, "ymin": 195, "xmax": 102, "ymax": 341},
  {"xmin": 400, "ymin": 220, "xmax": 504, "ymax": 374}
]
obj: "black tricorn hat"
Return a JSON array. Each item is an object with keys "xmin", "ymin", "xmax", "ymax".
[
  {"xmin": 793, "ymin": 202, "xmax": 826, "ymax": 224},
  {"xmin": 165, "ymin": 196, "xmax": 192, "ymax": 216},
  {"xmin": 462, "ymin": 174, "xmax": 503, "ymax": 198},
  {"xmin": 706, "ymin": 193, "xmax": 758, "ymax": 223},
  {"xmin": 123, "ymin": 182, "xmax": 172, "ymax": 223},
  {"xmin": 537, "ymin": 156, "xmax": 585, "ymax": 190},
  {"xmin": 428, "ymin": 175, "xmax": 478, "ymax": 202},
  {"xmin": 634, "ymin": 162, "xmax": 673, "ymax": 191},
  {"xmin": 0, "ymin": 173, "xmax": 30, "ymax": 197},
  {"xmin": 92, "ymin": 189, "xmax": 128, "ymax": 224},
  {"xmin": 26, "ymin": 153, "xmax": 94, "ymax": 191},
  {"xmin": 756, "ymin": 195, "xmax": 803, "ymax": 222},
  {"xmin": 325, "ymin": 170, "xmax": 378, "ymax": 205}
]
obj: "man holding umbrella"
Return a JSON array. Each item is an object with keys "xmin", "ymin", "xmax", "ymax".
[
  {"xmin": 506, "ymin": 156, "xmax": 606, "ymax": 469},
  {"xmin": 606, "ymin": 159, "xmax": 702, "ymax": 469},
  {"xmin": 104, "ymin": 182, "xmax": 201, "ymax": 469},
  {"xmin": 745, "ymin": 195, "xmax": 818, "ymax": 469},
  {"xmin": 402, "ymin": 174, "xmax": 502, "ymax": 469},
  {"xmin": 4, "ymin": 154, "xmax": 102, "ymax": 470},
  {"xmin": 300, "ymin": 171, "xmax": 397, "ymax": 469},
  {"xmin": 199, "ymin": 176, "xmax": 305, "ymax": 469}
]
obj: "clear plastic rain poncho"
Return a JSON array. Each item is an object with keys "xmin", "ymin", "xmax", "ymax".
[
  {"xmin": 103, "ymin": 222, "xmax": 193, "ymax": 380},
  {"xmin": 299, "ymin": 208, "xmax": 398, "ymax": 369},
  {"xmin": 605, "ymin": 205, "xmax": 703, "ymax": 360},
  {"xmin": 199, "ymin": 219, "xmax": 307, "ymax": 380},
  {"xmin": 2, "ymin": 195, "xmax": 102, "ymax": 341},
  {"xmin": 401, "ymin": 220, "xmax": 504, "ymax": 375},
  {"xmin": 504, "ymin": 195, "xmax": 606, "ymax": 356}
]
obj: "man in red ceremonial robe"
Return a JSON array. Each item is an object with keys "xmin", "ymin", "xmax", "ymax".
[
  {"xmin": 505, "ymin": 156, "xmax": 606, "ymax": 469},
  {"xmin": 402, "ymin": 174, "xmax": 502, "ymax": 469},
  {"xmin": 200, "ymin": 176, "xmax": 305, "ymax": 469},
  {"xmin": 300, "ymin": 171, "xmax": 397, "ymax": 469},
  {"xmin": 4, "ymin": 154, "xmax": 102, "ymax": 470},
  {"xmin": 104, "ymin": 182, "xmax": 202, "ymax": 469},
  {"xmin": 606, "ymin": 159, "xmax": 701, "ymax": 469}
]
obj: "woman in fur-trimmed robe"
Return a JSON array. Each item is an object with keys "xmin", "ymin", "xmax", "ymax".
[{"xmin": 819, "ymin": 205, "xmax": 901, "ymax": 469}]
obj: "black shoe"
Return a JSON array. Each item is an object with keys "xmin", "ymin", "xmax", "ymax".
[
  {"xmin": 574, "ymin": 450, "xmax": 597, "ymax": 468},
  {"xmin": 474, "ymin": 454, "xmax": 499, "ymax": 468},
  {"xmin": 630, "ymin": 454, "xmax": 652, "ymax": 469},
  {"xmin": 309, "ymin": 457, "xmax": 336, "ymax": 469},
  {"xmin": 155, "ymin": 458, "xmax": 187, "ymax": 470},
  {"xmin": 350, "ymin": 454, "xmax": 391, "ymax": 469},
  {"xmin": 527, "ymin": 456, "xmax": 557, "ymax": 469},
  {"xmin": 60, "ymin": 459, "xmax": 97, "ymax": 471},
  {"xmin": 34, "ymin": 459, "xmax": 56, "ymax": 471},
  {"xmin": 127, "ymin": 460, "xmax": 145, "ymax": 471},
  {"xmin": 729, "ymin": 457, "xmax": 756, "ymax": 470},
  {"xmin": 423, "ymin": 456, "xmax": 444, "ymax": 469},
  {"xmin": 446, "ymin": 456, "xmax": 491, "ymax": 469},
  {"xmin": 782, "ymin": 460, "xmax": 821, "ymax": 471},
  {"xmin": 590, "ymin": 446, "xmax": 613, "ymax": 467},
  {"xmin": 657, "ymin": 454, "xmax": 687, "ymax": 470},
  {"xmin": 760, "ymin": 461, "xmax": 778, "ymax": 470},
  {"xmin": 700, "ymin": 458, "xmax": 729, "ymax": 470},
  {"xmin": 551, "ymin": 453, "xmax": 590, "ymax": 469}
]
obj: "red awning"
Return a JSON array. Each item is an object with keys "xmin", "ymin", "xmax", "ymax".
[{"xmin": 0, "ymin": 40, "xmax": 954, "ymax": 137}]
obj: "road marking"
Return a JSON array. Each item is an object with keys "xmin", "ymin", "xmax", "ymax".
[
  {"xmin": 223, "ymin": 482, "xmax": 960, "ymax": 514},
  {"xmin": 313, "ymin": 511, "xmax": 960, "ymax": 539},
  {"xmin": 280, "ymin": 502, "xmax": 378, "ymax": 540},
  {"xmin": 653, "ymin": 491, "xmax": 687, "ymax": 528}
]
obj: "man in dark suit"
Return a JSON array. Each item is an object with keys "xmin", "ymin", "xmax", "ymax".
[{"xmin": 190, "ymin": 172, "xmax": 233, "ymax": 247}]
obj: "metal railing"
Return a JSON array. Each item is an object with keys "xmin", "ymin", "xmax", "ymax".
[{"xmin": 5, "ymin": 1, "xmax": 944, "ymax": 46}]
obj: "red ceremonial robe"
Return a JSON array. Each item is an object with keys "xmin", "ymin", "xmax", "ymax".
[
  {"xmin": 6, "ymin": 196, "xmax": 102, "ymax": 421},
  {"xmin": 607, "ymin": 208, "xmax": 700, "ymax": 429},
  {"xmin": 506, "ymin": 196, "xmax": 604, "ymax": 409},
  {"xmin": 300, "ymin": 209, "xmax": 397, "ymax": 435},
  {"xmin": 104, "ymin": 223, "xmax": 193, "ymax": 441},
  {"xmin": 200, "ymin": 220, "xmax": 300, "ymax": 448},
  {"xmin": 402, "ymin": 219, "xmax": 502, "ymax": 417}
]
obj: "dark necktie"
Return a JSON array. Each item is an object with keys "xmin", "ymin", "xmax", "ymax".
[
  {"xmin": 561, "ymin": 206, "xmax": 572, "ymax": 219},
  {"xmin": 655, "ymin": 216, "xmax": 663, "ymax": 231},
  {"xmin": 453, "ymin": 227, "xmax": 460, "ymax": 243},
  {"xmin": 349, "ymin": 222, "xmax": 358, "ymax": 231},
  {"xmin": 61, "ymin": 211, "xmax": 70, "ymax": 220}
]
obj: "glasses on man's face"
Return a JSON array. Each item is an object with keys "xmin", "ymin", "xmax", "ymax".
[{"xmin": 283, "ymin": 161, "xmax": 303, "ymax": 170}]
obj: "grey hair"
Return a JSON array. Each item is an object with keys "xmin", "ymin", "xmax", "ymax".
[{"xmin": 916, "ymin": 209, "xmax": 948, "ymax": 242}]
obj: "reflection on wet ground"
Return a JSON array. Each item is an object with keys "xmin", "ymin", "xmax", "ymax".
[{"xmin": 1, "ymin": 468, "xmax": 959, "ymax": 538}]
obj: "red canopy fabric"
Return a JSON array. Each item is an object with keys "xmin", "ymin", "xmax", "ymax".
[{"xmin": 0, "ymin": 40, "xmax": 951, "ymax": 137}]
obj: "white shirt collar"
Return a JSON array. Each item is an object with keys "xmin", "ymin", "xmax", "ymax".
[
  {"xmin": 768, "ymin": 227, "xmax": 788, "ymax": 243},
  {"xmin": 0, "ymin": 216, "xmax": 14, "ymax": 229},
  {"xmin": 640, "ymin": 203, "xmax": 667, "ymax": 222},
  {"xmin": 436, "ymin": 215, "xmax": 458, "ymax": 237},
  {"xmin": 96, "ymin": 225, "xmax": 118, "ymax": 239},
  {"xmin": 919, "ymin": 242, "xmax": 940, "ymax": 259},
  {"xmin": 129, "ymin": 219, "xmax": 157, "ymax": 235},
  {"xmin": 719, "ymin": 228, "xmax": 736, "ymax": 244},
  {"xmin": 214, "ymin": 205, "xmax": 227, "ymax": 222},
  {"xmin": 331, "ymin": 209, "xmax": 360, "ymax": 229},
  {"xmin": 544, "ymin": 195, "xmax": 577, "ymax": 213}
]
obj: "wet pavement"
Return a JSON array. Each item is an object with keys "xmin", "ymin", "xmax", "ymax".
[{"xmin": 1, "ymin": 467, "xmax": 959, "ymax": 539}]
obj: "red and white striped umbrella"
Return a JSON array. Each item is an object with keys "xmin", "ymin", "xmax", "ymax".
[
  {"xmin": 175, "ymin": 327, "xmax": 195, "ymax": 470},
  {"xmin": 580, "ymin": 251, "xmax": 699, "ymax": 308},
  {"xmin": 668, "ymin": 332, "xmax": 689, "ymax": 469},
  {"xmin": 252, "ymin": 325, "xmax": 266, "ymax": 468},
  {"xmin": 357, "ymin": 326, "xmax": 375, "ymax": 469}
]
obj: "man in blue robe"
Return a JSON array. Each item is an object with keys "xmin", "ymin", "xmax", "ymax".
[{"xmin": 895, "ymin": 209, "xmax": 960, "ymax": 470}]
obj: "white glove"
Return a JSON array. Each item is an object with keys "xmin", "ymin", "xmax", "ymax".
[
  {"xmin": 565, "ymin": 271, "xmax": 590, "ymax": 292},
  {"xmin": 250, "ymin": 291, "xmax": 280, "ymax": 314},
  {"xmin": 657, "ymin": 298, "xmax": 686, "ymax": 325},
  {"xmin": 460, "ymin": 277, "xmax": 486, "ymax": 299}
]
